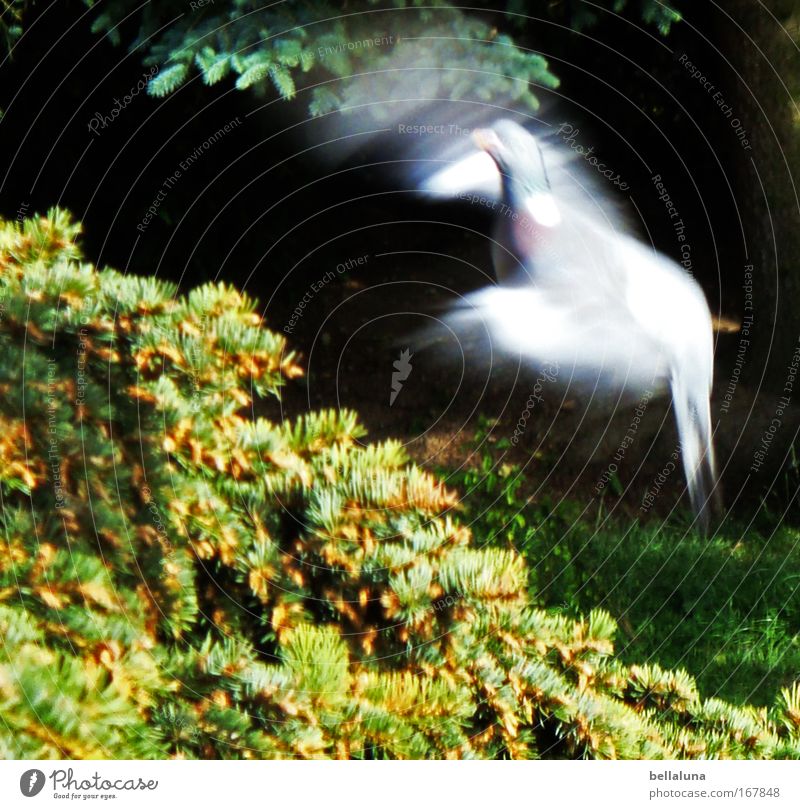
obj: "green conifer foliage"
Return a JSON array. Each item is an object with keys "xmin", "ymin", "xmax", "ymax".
[
  {"xmin": 0, "ymin": 0, "xmax": 27, "ymax": 56},
  {"xmin": 80, "ymin": 0, "xmax": 682, "ymax": 115},
  {"xmin": 86, "ymin": 0, "xmax": 563, "ymax": 113},
  {"xmin": 1, "ymin": 209, "xmax": 798, "ymax": 759}
]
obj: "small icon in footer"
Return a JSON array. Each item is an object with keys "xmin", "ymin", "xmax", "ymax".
[{"xmin": 20, "ymin": 769, "xmax": 45, "ymax": 797}]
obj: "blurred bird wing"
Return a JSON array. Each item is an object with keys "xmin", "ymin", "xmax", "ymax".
[
  {"xmin": 421, "ymin": 150, "xmax": 502, "ymax": 200},
  {"xmin": 447, "ymin": 286, "xmax": 669, "ymax": 391}
]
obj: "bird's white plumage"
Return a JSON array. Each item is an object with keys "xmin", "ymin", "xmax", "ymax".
[
  {"xmin": 525, "ymin": 193, "xmax": 562, "ymax": 227},
  {"xmin": 422, "ymin": 119, "xmax": 719, "ymax": 527}
]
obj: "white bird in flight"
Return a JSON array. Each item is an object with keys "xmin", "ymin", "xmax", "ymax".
[{"xmin": 423, "ymin": 119, "xmax": 719, "ymax": 528}]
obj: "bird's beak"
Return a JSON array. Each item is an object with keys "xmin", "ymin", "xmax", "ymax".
[{"xmin": 473, "ymin": 128, "xmax": 500, "ymax": 154}]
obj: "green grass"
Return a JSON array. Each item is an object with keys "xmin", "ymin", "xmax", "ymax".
[{"xmin": 440, "ymin": 423, "xmax": 800, "ymax": 707}]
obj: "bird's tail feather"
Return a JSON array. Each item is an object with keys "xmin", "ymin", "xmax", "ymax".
[{"xmin": 671, "ymin": 374, "xmax": 720, "ymax": 532}]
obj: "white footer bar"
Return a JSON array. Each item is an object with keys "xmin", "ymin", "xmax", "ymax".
[{"xmin": 1, "ymin": 760, "xmax": 797, "ymax": 808}]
